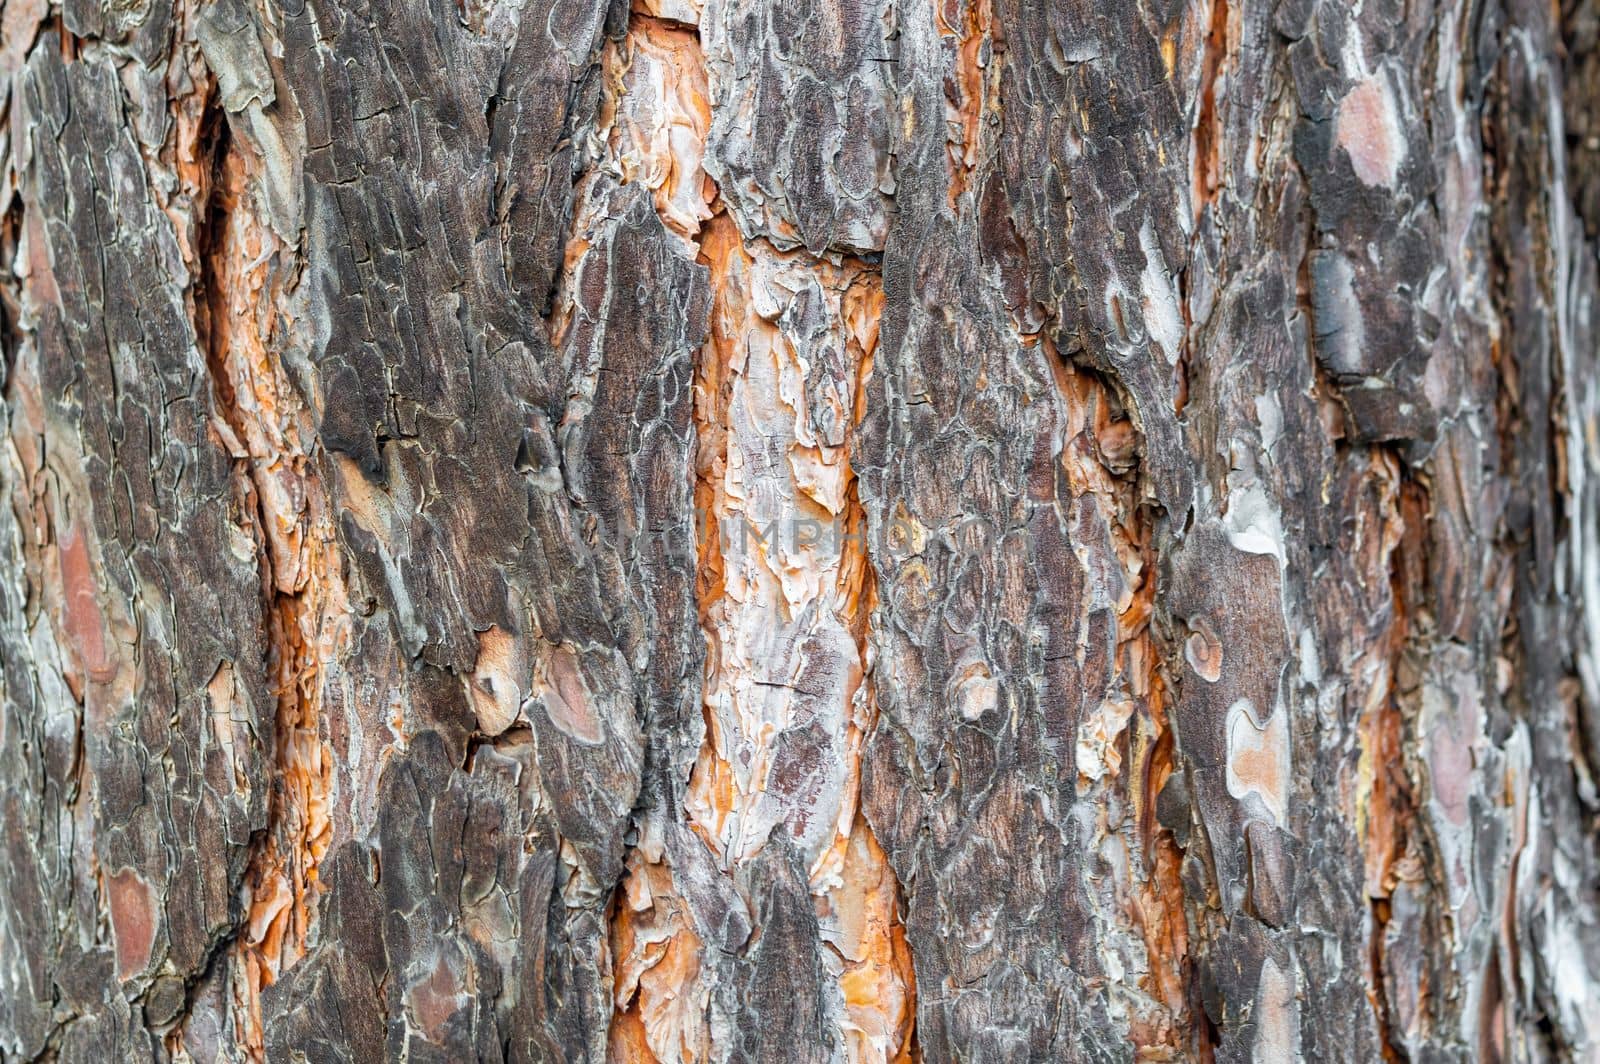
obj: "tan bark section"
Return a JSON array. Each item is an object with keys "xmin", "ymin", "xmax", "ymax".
[
  {"xmin": 198, "ymin": 104, "xmax": 347, "ymax": 1061},
  {"xmin": 611, "ymin": 848, "xmax": 714, "ymax": 1063},
  {"xmin": 598, "ymin": 11, "xmax": 915, "ymax": 1062},
  {"xmin": 688, "ymin": 216, "xmax": 913, "ymax": 1062}
]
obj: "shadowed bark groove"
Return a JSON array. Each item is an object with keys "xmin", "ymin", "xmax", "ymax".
[
  {"xmin": 196, "ymin": 91, "xmax": 346, "ymax": 1058},
  {"xmin": 3, "ymin": 0, "xmax": 1600, "ymax": 1059}
]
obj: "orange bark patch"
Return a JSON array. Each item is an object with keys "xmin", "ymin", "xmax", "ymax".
[
  {"xmin": 1225, "ymin": 698, "xmax": 1291, "ymax": 826},
  {"xmin": 1192, "ymin": 0, "xmax": 1230, "ymax": 216},
  {"xmin": 58, "ymin": 519, "xmax": 114, "ymax": 684},
  {"xmin": 108, "ymin": 868, "xmax": 159, "ymax": 981},
  {"xmin": 470, "ymin": 625, "xmax": 524, "ymax": 735},
  {"xmin": 1050, "ymin": 352, "xmax": 1190, "ymax": 1054},
  {"xmin": 611, "ymin": 850, "xmax": 711, "ymax": 1063},
  {"xmin": 534, "ymin": 641, "xmax": 605, "ymax": 744},
  {"xmin": 1184, "ymin": 626, "xmax": 1223, "ymax": 682},
  {"xmin": 684, "ymin": 212, "xmax": 915, "ymax": 1057},
  {"xmin": 820, "ymin": 824, "xmax": 918, "ymax": 1063},
  {"xmin": 1337, "ymin": 77, "xmax": 1404, "ymax": 189},
  {"xmin": 406, "ymin": 954, "xmax": 469, "ymax": 1043},
  {"xmin": 601, "ymin": 11, "xmax": 915, "ymax": 1057},
  {"xmin": 605, "ymin": 17, "xmax": 715, "ymax": 243},
  {"xmin": 685, "ymin": 212, "xmax": 884, "ymax": 865},
  {"xmin": 1347, "ymin": 450, "xmax": 1421, "ymax": 1061}
]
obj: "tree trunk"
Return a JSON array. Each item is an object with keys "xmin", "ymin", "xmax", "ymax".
[{"xmin": 1, "ymin": 0, "xmax": 1598, "ymax": 1059}]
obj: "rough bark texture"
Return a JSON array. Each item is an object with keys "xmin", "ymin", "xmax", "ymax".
[{"xmin": 1, "ymin": 0, "xmax": 1599, "ymax": 1059}]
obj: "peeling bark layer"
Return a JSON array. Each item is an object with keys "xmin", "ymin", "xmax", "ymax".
[{"xmin": 2, "ymin": 0, "xmax": 1600, "ymax": 1060}]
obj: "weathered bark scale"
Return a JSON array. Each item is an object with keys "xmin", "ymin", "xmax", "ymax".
[{"xmin": 1, "ymin": 0, "xmax": 1598, "ymax": 1059}]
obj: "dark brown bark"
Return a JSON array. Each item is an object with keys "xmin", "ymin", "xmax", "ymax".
[{"xmin": 0, "ymin": 0, "xmax": 1598, "ymax": 1060}]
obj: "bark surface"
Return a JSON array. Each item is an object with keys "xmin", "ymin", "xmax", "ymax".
[{"xmin": 0, "ymin": 0, "xmax": 1598, "ymax": 1059}]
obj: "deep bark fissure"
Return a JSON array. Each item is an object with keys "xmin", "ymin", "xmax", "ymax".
[{"xmin": 191, "ymin": 71, "xmax": 344, "ymax": 1059}]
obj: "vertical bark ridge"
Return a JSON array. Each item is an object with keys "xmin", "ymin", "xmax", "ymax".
[
  {"xmin": 1483, "ymin": 4, "xmax": 1600, "ymax": 1054},
  {"xmin": 592, "ymin": 16, "xmax": 719, "ymax": 1062},
  {"xmin": 201, "ymin": 0, "xmax": 678, "ymax": 1056},
  {"xmin": 0, "ymin": 1, "xmax": 282, "ymax": 1053},
  {"xmin": 852, "ymin": 0, "xmax": 1209, "ymax": 1054}
]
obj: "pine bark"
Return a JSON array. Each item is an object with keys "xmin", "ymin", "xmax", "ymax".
[{"xmin": 0, "ymin": 0, "xmax": 1598, "ymax": 1060}]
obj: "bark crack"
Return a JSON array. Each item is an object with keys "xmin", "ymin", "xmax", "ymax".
[
  {"xmin": 191, "ymin": 83, "xmax": 345, "ymax": 1063},
  {"xmin": 587, "ymin": 6, "xmax": 918, "ymax": 1060}
]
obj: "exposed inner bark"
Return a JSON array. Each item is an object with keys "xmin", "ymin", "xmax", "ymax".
[
  {"xmin": 591, "ymin": 12, "xmax": 916, "ymax": 1059},
  {"xmin": 198, "ymin": 103, "xmax": 345, "ymax": 1060}
]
